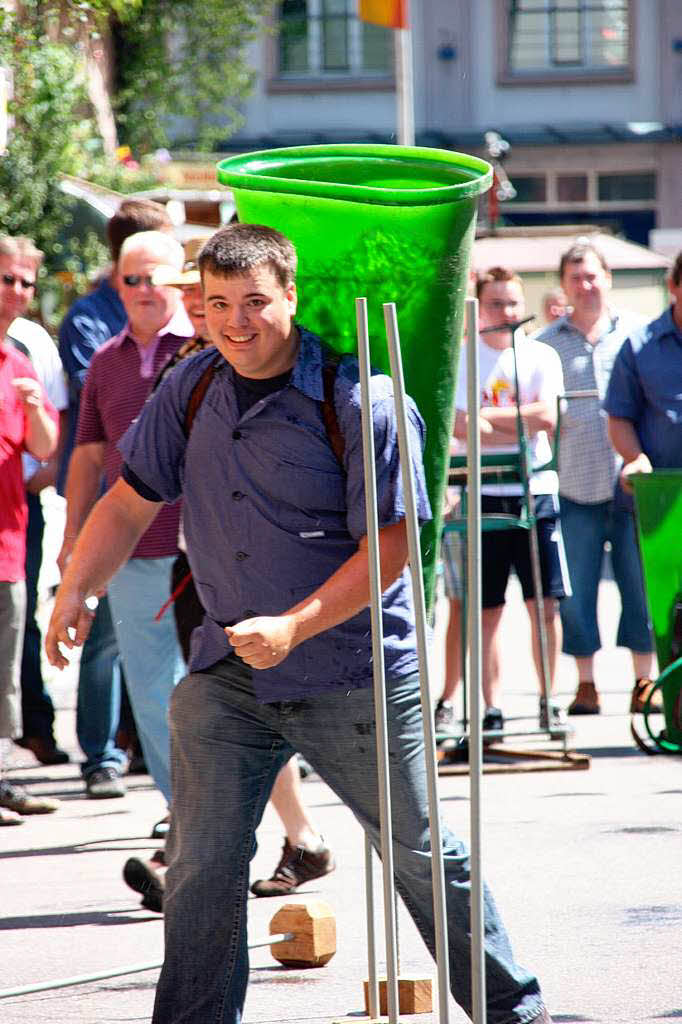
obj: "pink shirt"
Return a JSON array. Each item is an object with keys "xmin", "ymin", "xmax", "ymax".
[
  {"xmin": 76, "ymin": 306, "xmax": 193, "ymax": 559},
  {"xmin": 0, "ymin": 343, "xmax": 58, "ymax": 581}
]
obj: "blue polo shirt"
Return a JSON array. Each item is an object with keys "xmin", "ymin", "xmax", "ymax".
[
  {"xmin": 118, "ymin": 328, "xmax": 431, "ymax": 702},
  {"xmin": 604, "ymin": 307, "xmax": 682, "ymax": 469}
]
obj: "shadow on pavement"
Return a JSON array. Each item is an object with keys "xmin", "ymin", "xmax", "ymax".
[
  {"xmin": 0, "ymin": 908, "xmax": 160, "ymax": 929},
  {"xmin": 0, "ymin": 837, "xmax": 161, "ymax": 860},
  {"xmin": 574, "ymin": 744, "xmax": 642, "ymax": 758}
]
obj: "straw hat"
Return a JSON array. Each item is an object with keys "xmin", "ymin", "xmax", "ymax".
[{"xmin": 152, "ymin": 233, "xmax": 214, "ymax": 287}]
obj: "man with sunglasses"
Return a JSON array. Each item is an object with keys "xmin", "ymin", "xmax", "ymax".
[
  {"xmin": 0, "ymin": 235, "xmax": 60, "ymax": 824},
  {"xmin": 60, "ymin": 230, "xmax": 192, "ymax": 808}
]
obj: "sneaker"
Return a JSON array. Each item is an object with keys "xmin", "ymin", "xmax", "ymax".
[
  {"xmin": 15, "ymin": 735, "xmax": 69, "ymax": 765},
  {"xmin": 123, "ymin": 853, "xmax": 165, "ymax": 913},
  {"xmin": 85, "ymin": 767, "xmax": 126, "ymax": 799},
  {"xmin": 434, "ymin": 699, "xmax": 457, "ymax": 736},
  {"xmin": 482, "ymin": 706, "xmax": 504, "ymax": 735},
  {"xmin": 567, "ymin": 681, "xmax": 600, "ymax": 715},
  {"xmin": 539, "ymin": 696, "xmax": 567, "ymax": 732},
  {"xmin": 151, "ymin": 813, "xmax": 170, "ymax": 838},
  {"xmin": 0, "ymin": 780, "xmax": 59, "ymax": 814},
  {"xmin": 250, "ymin": 838, "xmax": 336, "ymax": 898}
]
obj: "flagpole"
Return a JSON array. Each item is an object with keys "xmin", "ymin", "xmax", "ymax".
[{"xmin": 395, "ymin": 3, "xmax": 414, "ymax": 146}]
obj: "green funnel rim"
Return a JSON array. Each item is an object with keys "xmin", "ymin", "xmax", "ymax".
[{"xmin": 216, "ymin": 143, "xmax": 493, "ymax": 206}]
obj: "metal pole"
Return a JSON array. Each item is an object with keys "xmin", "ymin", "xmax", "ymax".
[
  {"xmin": 395, "ymin": 2, "xmax": 415, "ymax": 146},
  {"xmin": 365, "ymin": 833, "xmax": 380, "ymax": 1019},
  {"xmin": 466, "ymin": 297, "xmax": 486, "ymax": 1024},
  {"xmin": 355, "ymin": 296, "xmax": 400, "ymax": 1024},
  {"xmin": 0, "ymin": 935, "xmax": 294, "ymax": 999},
  {"xmin": 383, "ymin": 302, "xmax": 451, "ymax": 1023}
]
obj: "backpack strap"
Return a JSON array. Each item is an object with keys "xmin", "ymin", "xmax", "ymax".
[
  {"xmin": 184, "ymin": 356, "xmax": 220, "ymax": 436},
  {"xmin": 321, "ymin": 348, "xmax": 345, "ymax": 469}
]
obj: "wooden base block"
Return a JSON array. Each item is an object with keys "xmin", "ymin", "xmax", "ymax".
[
  {"xmin": 363, "ymin": 976, "xmax": 433, "ymax": 1015},
  {"xmin": 269, "ymin": 900, "xmax": 336, "ymax": 968}
]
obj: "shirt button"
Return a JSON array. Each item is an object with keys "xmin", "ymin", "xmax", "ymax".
[
  {"xmin": 232, "ymin": 429, "xmax": 242, "ymax": 440},
  {"xmin": 232, "ymin": 490, "xmax": 244, "ymax": 501},
  {"xmin": 235, "ymin": 551, "xmax": 248, "ymax": 561}
]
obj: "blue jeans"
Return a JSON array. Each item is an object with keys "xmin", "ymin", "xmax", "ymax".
[
  {"xmin": 559, "ymin": 496, "xmax": 652, "ymax": 657},
  {"xmin": 77, "ymin": 594, "xmax": 127, "ymax": 777},
  {"xmin": 153, "ymin": 659, "xmax": 544, "ymax": 1024},
  {"xmin": 107, "ymin": 557, "xmax": 186, "ymax": 802}
]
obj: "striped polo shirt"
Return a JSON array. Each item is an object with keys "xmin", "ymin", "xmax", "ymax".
[{"xmin": 76, "ymin": 305, "xmax": 193, "ymax": 558}]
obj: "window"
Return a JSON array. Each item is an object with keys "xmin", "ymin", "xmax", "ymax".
[
  {"xmin": 557, "ymin": 174, "xmax": 588, "ymax": 202},
  {"xmin": 503, "ymin": 0, "xmax": 631, "ymax": 81},
  {"xmin": 278, "ymin": 0, "xmax": 392, "ymax": 78},
  {"xmin": 598, "ymin": 173, "xmax": 656, "ymax": 202},
  {"xmin": 509, "ymin": 175, "xmax": 547, "ymax": 202}
]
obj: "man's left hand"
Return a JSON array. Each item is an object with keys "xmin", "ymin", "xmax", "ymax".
[
  {"xmin": 225, "ymin": 615, "xmax": 298, "ymax": 670},
  {"xmin": 620, "ymin": 452, "xmax": 652, "ymax": 494}
]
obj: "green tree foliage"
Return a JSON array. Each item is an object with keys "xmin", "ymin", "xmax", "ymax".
[
  {"xmin": 113, "ymin": 0, "xmax": 276, "ymax": 155},
  {"xmin": 0, "ymin": 0, "xmax": 274, "ymax": 321}
]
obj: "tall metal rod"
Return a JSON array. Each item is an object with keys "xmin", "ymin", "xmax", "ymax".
[
  {"xmin": 383, "ymin": 302, "xmax": 451, "ymax": 1023},
  {"xmin": 509, "ymin": 324, "xmax": 552, "ymax": 722},
  {"xmin": 466, "ymin": 297, "xmax": 487, "ymax": 1024},
  {"xmin": 365, "ymin": 834, "xmax": 379, "ymax": 1019},
  {"xmin": 355, "ymin": 296, "xmax": 400, "ymax": 1024}
]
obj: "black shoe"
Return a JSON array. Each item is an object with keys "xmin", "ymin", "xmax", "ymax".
[
  {"xmin": 250, "ymin": 838, "xmax": 336, "ymax": 897},
  {"xmin": 434, "ymin": 699, "xmax": 456, "ymax": 737},
  {"xmin": 123, "ymin": 855, "xmax": 165, "ymax": 913},
  {"xmin": 151, "ymin": 813, "xmax": 170, "ymax": 839},
  {"xmin": 482, "ymin": 706, "xmax": 504, "ymax": 737},
  {"xmin": 85, "ymin": 767, "xmax": 126, "ymax": 799},
  {"xmin": 15, "ymin": 735, "xmax": 69, "ymax": 765},
  {"xmin": 297, "ymin": 754, "xmax": 314, "ymax": 779}
]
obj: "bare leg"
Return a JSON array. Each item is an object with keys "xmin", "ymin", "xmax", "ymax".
[
  {"xmin": 526, "ymin": 597, "xmax": 560, "ymax": 695},
  {"xmin": 270, "ymin": 755, "xmax": 322, "ymax": 851},
  {"xmin": 632, "ymin": 650, "xmax": 656, "ymax": 680},
  {"xmin": 482, "ymin": 605, "xmax": 504, "ymax": 709},
  {"xmin": 575, "ymin": 655, "xmax": 595, "ymax": 683},
  {"xmin": 442, "ymin": 597, "xmax": 462, "ymax": 703}
]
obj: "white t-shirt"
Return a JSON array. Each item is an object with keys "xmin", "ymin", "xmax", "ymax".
[
  {"xmin": 455, "ymin": 334, "xmax": 564, "ymax": 496},
  {"xmin": 8, "ymin": 317, "xmax": 68, "ymax": 482}
]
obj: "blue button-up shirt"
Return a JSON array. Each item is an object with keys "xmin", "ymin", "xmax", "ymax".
[
  {"xmin": 119, "ymin": 328, "xmax": 431, "ymax": 703},
  {"xmin": 604, "ymin": 306, "xmax": 682, "ymax": 469}
]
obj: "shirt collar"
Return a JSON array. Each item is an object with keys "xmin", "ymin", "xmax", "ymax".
[
  {"xmin": 289, "ymin": 325, "xmax": 327, "ymax": 402},
  {"xmin": 114, "ymin": 302, "xmax": 194, "ymax": 349},
  {"xmin": 653, "ymin": 306, "xmax": 682, "ymax": 343}
]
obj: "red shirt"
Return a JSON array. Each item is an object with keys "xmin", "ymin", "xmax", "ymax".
[
  {"xmin": 0, "ymin": 343, "xmax": 58, "ymax": 581},
  {"xmin": 76, "ymin": 308, "xmax": 192, "ymax": 559}
]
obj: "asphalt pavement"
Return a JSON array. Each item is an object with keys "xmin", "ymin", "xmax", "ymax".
[{"xmin": 1, "ymin": 494, "xmax": 680, "ymax": 1024}]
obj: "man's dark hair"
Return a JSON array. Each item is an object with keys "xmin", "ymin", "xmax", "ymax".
[
  {"xmin": 671, "ymin": 251, "xmax": 682, "ymax": 287},
  {"xmin": 198, "ymin": 223, "xmax": 297, "ymax": 288},
  {"xmin": 475, "ymin": 265, "xmax": 522, "ymax": 300},
  {"xmin": 107, "ymin": 199, "xmax": 173, "ymax": 263},
  {"xmin": 559, "ymin": 240, "xmax": 609, "ymax": 280}
]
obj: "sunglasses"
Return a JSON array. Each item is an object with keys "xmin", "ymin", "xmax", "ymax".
[
  {"xmin": 2, "ymin": 272, "xmax": 36, "ymax": 290},
  {"xmin": 122, "ymin": 274, "xmax": 157, "ymax": 287}
]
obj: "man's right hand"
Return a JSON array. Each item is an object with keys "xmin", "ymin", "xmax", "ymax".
[
  {"xmin": 45, "ymin": 590, "xmax": 95, "ymax": 670},
  {"xmin": 620, "ymin": 452, "xmax": 652, "ymax": 494}
]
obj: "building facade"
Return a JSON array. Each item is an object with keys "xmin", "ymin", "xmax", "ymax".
[{"xmin": 197, "ymin": 0, "xmax": 681, "ymax": 246}]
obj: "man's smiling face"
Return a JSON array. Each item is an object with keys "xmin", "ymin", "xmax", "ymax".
[{"xmin": 203, "ymin": 263, "xmax": 299, "ymax": 379}]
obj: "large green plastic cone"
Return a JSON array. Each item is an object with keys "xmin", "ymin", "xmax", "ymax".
[
  {"xmin": 632, "ymin": 471, "xmax": 682, "ymax": 669},
  {"xmin": 217, "ymin": 144, "xmax": 492, "ymax": 610}
]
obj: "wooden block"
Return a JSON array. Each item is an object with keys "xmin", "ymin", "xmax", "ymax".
[
  {"xmin": 269, "ymin": 900, "xmax": 336, "ymax": 968},
  {"xmin": 363, "ymin": 976, "xmax": 433, "ymax": 1015}
]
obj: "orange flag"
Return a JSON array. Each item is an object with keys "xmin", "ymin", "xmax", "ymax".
[{"xmin": 358, "ymin": 0, "xmax": 408, "ymax": 30}]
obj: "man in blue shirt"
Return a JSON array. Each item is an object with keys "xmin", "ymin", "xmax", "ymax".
[
  {"xmin": 47, "ymin": 224, "xmax": 551, "ymax": 1024},
  {"xmin": 605, "ymin": 251, "xmax": 682, "ymax": 483}
]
